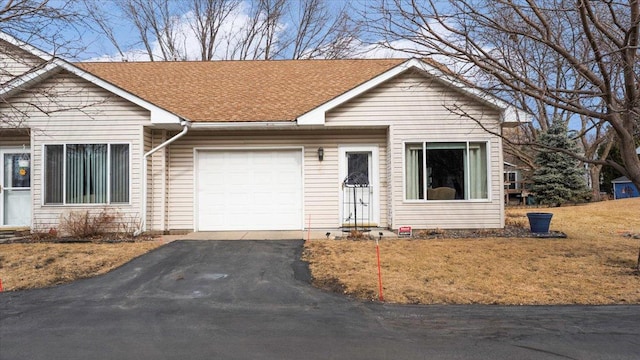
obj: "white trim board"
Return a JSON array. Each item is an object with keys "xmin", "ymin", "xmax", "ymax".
[{"xmin": 297, "ymin": 58, "xmax": 530, "ymax": 126}]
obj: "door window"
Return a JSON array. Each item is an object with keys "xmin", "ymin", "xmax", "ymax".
[
  {"xmin": 4, "ymin": 153, "xmax": 30, "ymax": 188},
  {"xmin": 345, "ymin": 152, "xmax": 369, "ymax": 186}
]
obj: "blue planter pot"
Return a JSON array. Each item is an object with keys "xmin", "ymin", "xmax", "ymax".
[{"xmin": 526, "ymin": 212, "xmax": 553, "ymax": 233}]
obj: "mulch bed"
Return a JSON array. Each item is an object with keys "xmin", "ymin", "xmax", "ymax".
[
  {"xmin": 413, "ymin": 226, "xmax": 567, "ymax": 239},
  {"xmin": 338, "ymin": 226, "xmax": 568, "ymax": 241}
]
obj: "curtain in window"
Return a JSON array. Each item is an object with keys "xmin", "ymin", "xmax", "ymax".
[
  {"xmin": 468, "ymin": 142, "xmax": 488, "ymax": 199},
  {"xmin": 45, "ymin": 145, "xmax": 64, "ymax": 204},
  {"xmin": 66, "ymin": 144, "xmax": 107, "ymax": 204},
  {"xmin": 110, "ymin": 144, "xmax": 129, "ymax": 203},
  {"xmin": 405, "ymin": 144, "xmax": 422, "ymax": 199}
]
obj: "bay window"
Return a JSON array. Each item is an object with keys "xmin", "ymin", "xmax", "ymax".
[
  {"xmin": 405, "ymin": 141, "xmax": 488, "ymax": 200},
  {"xmin": 44, "ymin": 144, "xmax": 130, "ymax": 204}
]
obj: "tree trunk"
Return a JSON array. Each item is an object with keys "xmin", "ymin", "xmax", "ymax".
[
  {"xmin": 618, "ymin": 133, "xmax": 640, "ymax": 193},
  {"xmin": 589, "ymin": 165, "xmax": 602, "ymax": 201}
]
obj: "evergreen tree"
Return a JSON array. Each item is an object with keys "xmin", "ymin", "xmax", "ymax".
[{"xmin": 531, "ymin": 121, "xmax": 591, "ymax": 206}]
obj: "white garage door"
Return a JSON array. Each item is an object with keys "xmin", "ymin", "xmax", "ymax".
[{"xmin": 196, "ymin": 149, "xmax": 303, "ymax": 231}]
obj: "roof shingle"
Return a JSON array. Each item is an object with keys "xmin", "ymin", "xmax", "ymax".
[{"xmin": 76, "ymin": 59, "xmax": 407, "ymax": 122}]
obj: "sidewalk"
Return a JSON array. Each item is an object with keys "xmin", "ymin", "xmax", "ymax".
[{"xmin": 161, "ymin": 228, "xmax": 398, "ymax": 242}]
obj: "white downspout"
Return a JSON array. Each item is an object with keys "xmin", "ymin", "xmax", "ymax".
[{"xmin": 138, "ymin": 120, "xmax": 190, "ymax": 235}]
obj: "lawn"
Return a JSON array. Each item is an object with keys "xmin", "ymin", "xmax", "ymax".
[
  {"xmin": 303, "ymin": 198, "xmax": 640, "ymax": 305},
  {"xmin": 0, "ymin": 240, "xmax": 163, "ymax": 291},
  {"xmin": 2, "ymin": 199, "xmax": 639, "ymax": 304}
]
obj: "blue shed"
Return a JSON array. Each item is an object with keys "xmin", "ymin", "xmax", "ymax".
[{"xmin": 612, "ymin": 176, "xmax": 639, "ymax": 200}]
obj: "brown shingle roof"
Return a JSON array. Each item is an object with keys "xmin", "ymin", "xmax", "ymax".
[{"xmin": 75, "ymin": 59, "xmax": 408, "ymax": 122}]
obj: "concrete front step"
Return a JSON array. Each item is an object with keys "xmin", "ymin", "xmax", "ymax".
[{"xmin": 0, "ymin": 227, "xmax": 30, "ymax": 240}]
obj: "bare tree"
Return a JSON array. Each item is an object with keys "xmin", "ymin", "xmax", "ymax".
[
  {"xmin": 187, "ymin": 0, "xmax": 242, "ymax": 61},
  {"xmin": 84, "ymin": 0, "xmax": 360, "ymax": 61},
  {"xmin": 1, "ymin": 0, "xmax": 80, "ymax": 50},
  {"xmin": 286, "ymin": 0, "xmax": 359, "ymax": 59},
  {"xmin": 364, "ymin": 0, "xmax": 640, "ymax": 194},
  {"xmin": 581, "ymin": 119, "xmax": 616, "ymax": 200},
  {"xmin": 1, "ymin": 0, "xmax": 86, "ymax": 132},
  {"xmin": 230, "ymin": 0, "xmax": 287, "ymax": 60},
  {"xmin": 223, "ymin": 0, "xmax": 361, "ymax": 59},
  {"xmin": 84, "ymin": 0, "xmax": 185, "ymax": 61}
]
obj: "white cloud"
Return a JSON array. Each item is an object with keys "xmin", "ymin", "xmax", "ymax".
[{"xmin": 85, "ymin": 2, "xmax": 283, "ymax": 62}]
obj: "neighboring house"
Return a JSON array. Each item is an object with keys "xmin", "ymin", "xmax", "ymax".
[
  {"xmin": 608, "ymin": 148, "xmax": 640, "ymax": 200},
  {"xmin": 0, "ymin": 32, "xmax": 526, "ymax": 233},
  {"xmin": 503, "ymin": 161, "xmax": 532, "ymax": 205},
  {"xmin": 612, "ymin": 177, "xmax": 639, "ymax": 200}
]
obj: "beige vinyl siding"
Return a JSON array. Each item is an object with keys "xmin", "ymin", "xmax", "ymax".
[
  {"xmin": 143, "ymin": 127, "xmax": 152, "ymax": 227},
  {"xmin": 326, "ymin": 69, "xmax": 504, "ymax": 229},
  {"xmin": 147, "ymin": 129, "xmax": 168, "ymax": 231},
  {"xmin": 0, "ymin": 39, "xmax": 46, "ymax": 85},
  {"xmin": 163, "ymin": 129, "xmax": 387, "ymax": 231},
  {"xmin": 385, "ymin": 126, "xmax": 394, "ymax": 227},
  {"xmin": 1, "ymin": 71, "xmax": 151, "ymax": 230}
]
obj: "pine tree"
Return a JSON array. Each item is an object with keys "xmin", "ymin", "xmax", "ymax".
[{"xmin": 531, "ymin": 121, "xmax": 591, "ymax": 206}]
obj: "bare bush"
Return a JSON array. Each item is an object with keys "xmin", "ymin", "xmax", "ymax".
[
  {"xmin": 58, "ymin": 208, "xmax": 145, "ymax": 241},
  {"xmin": 114, "ymin": 214, "xmax": 144, "ymax": 240},
  {"xmin": 58, "ymin": 208, "xmax": 118, "ymax": 239},
  {"xmin": 30, "ymin": 224, "xmax": 59, "ymax": 241}
]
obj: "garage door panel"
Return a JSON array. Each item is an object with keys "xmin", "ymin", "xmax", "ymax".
[{"xmin": 197, "ymin": 149, "xmax": 302, "ymax": 231}]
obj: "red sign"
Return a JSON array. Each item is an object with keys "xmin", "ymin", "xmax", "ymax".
[{"xmin": 398, "ymin": 226, "xmax": 412, "ymax": 237}]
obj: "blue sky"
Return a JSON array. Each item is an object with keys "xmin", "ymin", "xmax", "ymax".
[{"xmin": 54, "ymin": 0, "xmax": 397, "ymax": 61}]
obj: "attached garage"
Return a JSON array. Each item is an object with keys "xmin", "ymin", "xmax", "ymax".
[{"xmin": 195, "ymin": 148, "xmax": 303, "ymax": 231}]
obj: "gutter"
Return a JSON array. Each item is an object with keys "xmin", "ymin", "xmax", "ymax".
[
  {"xmin": 189, "ymin": 121, "xmax": 297, "ymax": 130},
  {"xmin": 138, "ymin": 120, "xmax": 191, "ymax": 235}
]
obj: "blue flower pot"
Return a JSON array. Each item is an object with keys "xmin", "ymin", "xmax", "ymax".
[{"xmin": 526, "ymin": 212, "xmax": 553, "ymax": 233}]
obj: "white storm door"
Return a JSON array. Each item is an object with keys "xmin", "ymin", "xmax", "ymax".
[
  {"xmin": 339, "ymin": 146, "xmax": 379, "ymax": 227},
  {"xmin": 196, "ymin": 149, "xmax": 303, "ymax": 231},
  {"xmin": 1, "ymin": 149, "xmax": 31, "ymax": 227}
]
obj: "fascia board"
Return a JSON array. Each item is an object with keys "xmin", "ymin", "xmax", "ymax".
[
  {"xmin": 1, "ymin": 30, "xmax": 181, "ymax": 125},
  {"xmin": 297, "ymin": 59, "xmax": 420, "ymax": 125},
  {"xmin": 296, "ymin": 57, "xmax": 530, "ymax": 126},
  {"xmin": 55, "ymin": 59, "xmax": 181, "ymax": 124},
  {"xmin": 499, "ymin": 107, "xmax": 532, "ymax": 127},
  {"xmin": 405, "ymin": 59, "xmax": 531, "ymax": 125},
  {"xmin": 0, "ymin": 62, "xmax": 60, "ymax": 97},
  {"xmin": 0, "ymin": 32, "xmax": 53, "ymax": 62}
]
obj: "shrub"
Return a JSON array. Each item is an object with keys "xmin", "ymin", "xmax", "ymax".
[
  {"xmin": 59, "ymin": 208, "xmax": 118, "ymax": 239},
  {"xmin": 58, "ymin": 209, "xmax": 144, "ymax": 241},
  {"xmin": 30, "ymin": 225, "xmax": 59, "ymax": 241}
]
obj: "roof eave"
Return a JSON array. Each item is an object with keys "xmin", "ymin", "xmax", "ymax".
[
  {"xmin": 0, "ymin": 30, "xmax": 181, "ymax": 125},
  {"xmin": 500, "ymin": 107, "xmax": 532, "ymax": 128},
  {"xmin": 190, "ymin": 120, "xmax": 298, "ymax": 130},
  {"xmin": 0, "ymin": 63, "xmax": 61, "ymax": 98},
  {"xmin": 296, "ymin": 57, "xmax": 531, "ymax": 127},
  {"xmin": 58, "ymin": 60, "xmax": 181, "ymax": 124},
  {"xmin": 0, "ymin": 32, "xmax": 53, "ymax": 62},
  {"xmin": 297, "ymin": 58, "xmax": 423, "ymax": 125}
]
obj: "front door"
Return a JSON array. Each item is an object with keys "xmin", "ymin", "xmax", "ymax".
[
  {"xmin": 339, "ymin": 146, "xmax": 379, "ymax": 228},
  {"xmin": 1, "ymin": 149, "xmax": 31, "ymax": 226}
]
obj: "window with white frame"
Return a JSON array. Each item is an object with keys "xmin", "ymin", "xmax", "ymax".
[
  {"xmin": 405, "ymin": 141, "xmax": 488, "ymax": 200},
  {"xmin": 504, "ymin": 171, "xmax": 518, "ymax": 189},
  {"xmin": 44, "ymin": 144, "xmax": 130, "ymax": 204}
]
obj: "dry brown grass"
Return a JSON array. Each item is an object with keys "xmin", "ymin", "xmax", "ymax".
[
  {"xmin": 304, "ymin": 198, "xmax": 640, "ymax": 305},
  {"xmin": 0, "ymin": 241, "xmax": 163, "ymax": 291}
]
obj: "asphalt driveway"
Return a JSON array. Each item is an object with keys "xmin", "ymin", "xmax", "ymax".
[{"xmin": 1, "ymin": 240, "xmax": 639, "ymax": 359}]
